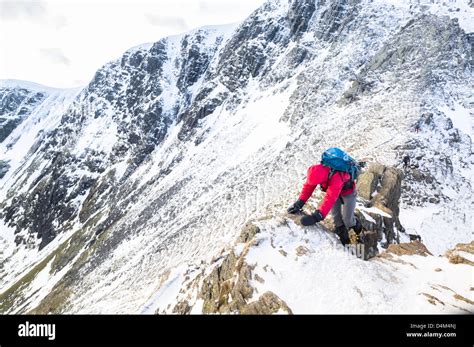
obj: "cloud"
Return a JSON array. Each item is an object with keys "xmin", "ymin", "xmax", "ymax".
[
  {"xmin": 198, "ymin": 0, "xmax": 254, "ymax": 16},
  {"xmin": 144, "ymin": 14, "xmax": 189, "ymax": 31},
  {"xmin": 0, "ymin": 0, "xmax": 47, "ymax": 20},
  {"xmin": 39, "ymin": 48, "xmax": 71, "ymax": 66},
  {"xmin": 52, "ymin": 15, "xmax": 68, "ymax": 30}
]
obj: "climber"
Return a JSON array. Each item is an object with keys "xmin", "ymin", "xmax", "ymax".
[
  {"xmin": 402, "ymin": 155, "xmax": 410, "ymax": 169},
  {"xmin": 414, "ymin": 115, "xmax": 424, "ymax": 133},
  {"xmin": 287, "ymin": 148, "xmax": 362, "ymax": 245}
]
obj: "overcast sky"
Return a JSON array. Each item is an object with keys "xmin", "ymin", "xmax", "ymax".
[{"xmin": 0, "ymin": 0, "xmax": 266, "ymax": 88}]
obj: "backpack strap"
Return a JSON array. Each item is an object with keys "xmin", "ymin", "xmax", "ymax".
[
  {"xmin": 328, "ymin": 168, "xmax": 336, "ymax": 181},
  {"xmin": 327, "ymin": 168, "xmax": 353, "ymax": 191},
  {"xmin": 342, "ymin": 179, "xmax": 354, "ymax": 191}
]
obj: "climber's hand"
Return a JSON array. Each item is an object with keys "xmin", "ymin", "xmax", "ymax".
[
  {"xmin": 300, "ymin": 210, "xmax": 324, "ymax": 226},
  {"xmin": 287, "ymin": 199, "xmax": 305, "ymax": 214}
]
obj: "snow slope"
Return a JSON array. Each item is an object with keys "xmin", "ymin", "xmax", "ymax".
[{"xmin": 148, "ymin": 217, "xmax": 473, "ymax": 314}]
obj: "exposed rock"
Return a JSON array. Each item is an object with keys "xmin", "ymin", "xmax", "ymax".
[
  {"xmin": 357, "ymin": 210, "xmax": 383, "ymax": 234},
  {"xmin": 368, "ymin": 163, "xmax": 386, "ymax": 177},
  {"xmin": 189, "ymin": 221, "xmax": 293, "ymax": 314},
  {"xmin": 412, "ymin": 169, "xmax": 424, "ymax": 181},
  {"xmin": 445, "ymin": 241, "xmax": 474, "ymax": 266},
  {"xmin": 315, "ymin": 0, "xmax": 360, "ymax": 42},
  {"xmin": 446, "ymin": 254, "xmax": 474, "ymax": 266},
  {"xmin": 237, "ymin": 222, "xmax": 260, "ymax": 243},
  {"xmin": 356, "ymin": 162, "xmax": 404, "ymax": 245},
  {"xmin": 358, "ymin": 230, "xmax": 379, "ymax": 260},
  {"xmin": 340, "ymin": 78, "xmax": 376, "ymax": 105},
  {"xmin": 357, "ymin": 171, "xmax": 378, "ymax": 200},
  {"xmin": 0, "ymin": 87, "xmax": 46, "ymax": 143},
  {"xmin": 386, "ymin": 241, "xmax": 432, "ymax": 257},
  {"xmin": 373, "ymin": 167, "xmax": 403, "ymax": 222},
  {"xmin": 453, "ymin": 294, "xmax": 474, "ymax": 306},
  {"xmin": 197, "ymin": 221, "xmax": 263, "ymax": 314},
  {"xmin": 377, "ymin": 252, "xmax": 418, "ymax": 269},
  {"xmin": 240, "ymin": 291, "xmax": 293, "ymax": 314},
  {"xmin": 354, "ymin": 287, "xmax": 364, "ymax": 298},
  {"xmin": 288, "ymin": 0, "xmax": 316, "ymax": 39},
  {"xmin": 296, "ymin": 245, "xmax": 310, "ymax": 256},
  {"xmin": 254, "ymin": 273, "xmax": 265, "ymax": 284},
  {"xmin": 200, "ymin": 250, "xmax": 239, "ymax": 313},
  {"xmin": 0, "ymin": 160, "xmax": 10, "ymax": 179},
  {"xmin": 172, "ymin": 300, "xmax": 191, "ymax": 314},
  {"xmin": 422, "ymin": 292, "xmax": 445, "ymax": 306}
]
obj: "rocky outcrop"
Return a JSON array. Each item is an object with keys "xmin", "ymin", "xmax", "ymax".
[
  {"xmin": 172, "ymin": 222, "xmax": 292, "ymax": 314},
  {"xmin": 350, "ymin": 230, "xmax": 379, "ymax": 260},
  {"xmin": 365, "ymin": 14, "xmax": 470, "ymax": 82},
  {"xmin": 0, "ymin": 86, "xmax": 46, "ymax": 143},
  {"xmin": 356, "ymin": 163, "xmax": 404, "ymax": 246},
  {"xmin": 237, "ymin": 222, "xmax": 260, "ymax": 243},
  {"xmin": 386, "ymin": 241, "xmax": 432, "ymax": 257},
  {"xmin": 199, "ymin": 245, "xmax": 255, "ymax": 313},
  {"xmin": 0, "ymin": 160, "xmax": 9, "ymax": 179},
  {"xmin": 315, "ymin": 0, "xmax": 361, "ymax": 42},
  {"xmin": 241, "ymin": 291, "xmax": 292, "ymax": 314},
  {"xmin": 445, "ymin": 241, "xmax": 474, "ymax": 266},
  {"xmin": 357, "ymin": 172, "xmax": 377, "ymax": 201}
]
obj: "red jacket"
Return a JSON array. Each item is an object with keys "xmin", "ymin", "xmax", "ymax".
[{"xmin": 298, "ymin": 164, "xmax": 355, "ymax": 218}]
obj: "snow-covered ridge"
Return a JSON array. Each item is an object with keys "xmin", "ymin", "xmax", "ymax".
[
  {"xmin": 124, "ymin": 23, "xmax": 238, "ymax": 55},
  {"xmin": 371, "ymin": 0, "xmax": 474, "ymax": 33},
  {"xmin": 148, "ymin": 217, "xmax": 473, "ymax": 314},
  {"xmin": 0, "ymin": 79, "xmax": 81, "ymax": 92}
]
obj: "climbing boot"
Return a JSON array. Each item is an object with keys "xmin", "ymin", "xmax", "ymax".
[
  {"xmin": 348, "ymin": 217, "xmax": 363, "ymax": 244},
  {"xmin": 353, "ymin": 216, "xmax": 362, "ymax": 234},
  {"xmin": 334, "ymin": 225, "xmax": 350, "ymax": 246}
]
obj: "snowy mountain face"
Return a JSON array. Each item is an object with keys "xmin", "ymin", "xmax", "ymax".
[
  {"xmin": 0, "ymin": 87, "xmax": 44, "ymax": 179},
  {"xmin": 0, "ymin": 85, "xmax": 46, "ymax": 144},
  {"xmin": 0, "ymin": 0, "xmax": 472, "ymax": 314}
]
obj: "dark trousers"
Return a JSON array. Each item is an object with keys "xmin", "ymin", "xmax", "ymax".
[{"xmin": 331, "ymin": 191, "xmax": 357, "ymax": 229}]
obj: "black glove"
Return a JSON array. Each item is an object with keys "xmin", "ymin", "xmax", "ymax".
[
  {"xmin": 287, "ymin": 199, "xmax": 305, "ymax": 214},
  {"xmin": 300, "ymin": 210, "xmax": 324, "ymax": 226}
]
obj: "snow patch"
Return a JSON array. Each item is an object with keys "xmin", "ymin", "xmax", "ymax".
[
  {"xmin": 439, "ymin": 102, "xmax": 473, "ymax": 140},
  {"xmin": 139, "ymin": 265, "xmax": 187, "ymax": 314},
  {"xmin": 399, "ymin": 204, "xmax": 472, "ymax": 256},
  {"xmin": 243, "ymin": 218, "xmax": 473, "ymax": 313},
  {"xmin": 358, "ymin": 206, "xmax": 392, "ymax": 218}
]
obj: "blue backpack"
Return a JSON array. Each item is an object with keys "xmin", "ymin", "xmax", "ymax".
[{"xmin": 321, "ymin": 147, "xmax": 360, "ymax": 185}]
